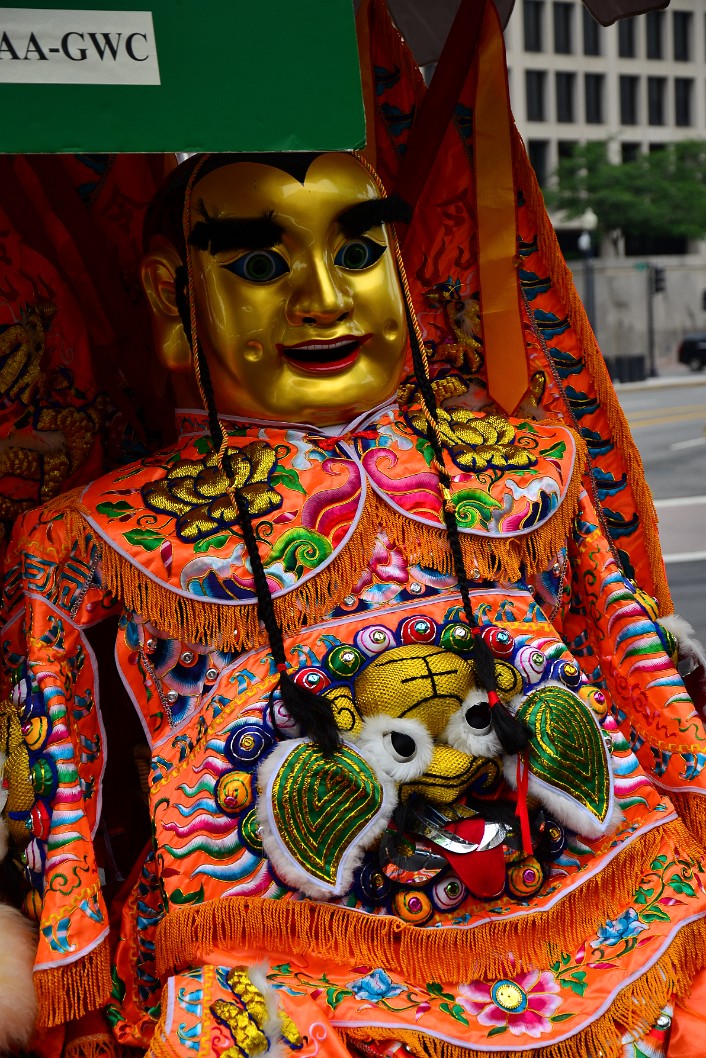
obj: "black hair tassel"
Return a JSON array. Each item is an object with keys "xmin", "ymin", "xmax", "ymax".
[
  {"xmin": 272, "ymin": 672, "xmax": 341, "ymax": 756},
  {"xmin": 193, "ymin": 339, "xmax": 341, "ymax": 756},
  {"xmin": 404, "ymin": 301, "xmax": 531, "ymax": 756}
]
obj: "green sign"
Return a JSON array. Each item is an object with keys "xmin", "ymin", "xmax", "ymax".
[{"xmin": 0, "ymin": 0, "xmax": 365, "ymax": 153}]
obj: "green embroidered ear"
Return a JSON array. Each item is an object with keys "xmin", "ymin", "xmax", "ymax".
[
  {"xmin": 509, "ymin": 683, "xmax": 614, "ymax": 839},
  {"xmin": 257, "ymin": 739, "xmax": 396, "ymax": 898}
]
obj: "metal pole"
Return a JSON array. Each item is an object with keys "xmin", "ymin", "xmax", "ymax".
[
  {"xmin": 585, "ymin": 255, "xmax": 596, "ymax": 332},
  {"xmin": 578, "ymin": 230, "xmax": 596, "ymax": 331},
  {"xmin": 647, "ymin": 264, "xmax": 657, "ymax": 378}
]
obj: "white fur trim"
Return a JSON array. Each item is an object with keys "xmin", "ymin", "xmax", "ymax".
[
  {"xmin": 443, "ymin": 690, "xmax": 503, "ymax": 759},
  {"xmin": 354, "ymin": 714, "xmax": 434, "ymax": 783},
  {"xmin": 247, "ymin": 963, "xmax": 292, "ymax": 1058},
  {"xmin": 659, "ymin": 613, "xmax": 706, "ymax": 700},
  {"xmin": 257, "ymin": 739, "xmax": 396, "ymax": 899},
  {"xmin": 503, "ymin": 754, "xmax": 616, "ymax": 840},
  {"xmin": 512, "ymin": 680, "xmax": 617, "ymax": 838},
  {"xmin": 0, "ymin": 906, "xmax": 37, "ymax": 1050},
  {"xmin": 0, "ymin": 749, "xmax": 7, "ymax": 820}
]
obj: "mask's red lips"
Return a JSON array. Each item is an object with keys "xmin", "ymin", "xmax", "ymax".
[{"xmin": 277, "ymin": 334, "xmax": 372, "ymax": 374}]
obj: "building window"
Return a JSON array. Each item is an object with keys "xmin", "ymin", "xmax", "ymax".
[
  {"xmin": 556, "ymin": 71, "xmax": 575, "ymax": 122},
  {"xmin": 618, "ymin": 18, "xmax": 636, "ymax": 58},
  {"xmin": 524, "ymin": 0, "xmax": 544, "ymax": 52},
  {"xmin": 647, "ymin": 76, "xmax": 666, "ymax": 125},
  {"xmin": 585, "ymin": 73, "xmax": 604, "ymax": 124},
  {"xmin": 673, "ymin": 11, "xmax": 692, "ymax": 61},
  {"xmin": 646, "ymin": 12, "xmax": 664, "ymax": 60},
  {"xmin": 675, "ymin": 78, "xmax": 693, "ymax": 126},
  {"xmin": 526, "ymin": 70, "xmax": 547, "ymax": 120},
  {"xmin": 558, "ymin": 139, "xmax": 577, "ymax": 161},
  {"xmin": 528, "ymin": 140, "xmax": 549, "ymax": 187},
  {"xmin": 619, "ymin": 75, "xmax": 639, "ymax": 125},
  {"xmin": 582, "ymin": 7, "xmax": 601, "ymax": 55},
  {"xmin": 621, "ymin": 142, "xmax": 640, "ymax": 163},
  {"xmin": 553, "ymin": 2, "xmax": 573, "ymax": 53}
]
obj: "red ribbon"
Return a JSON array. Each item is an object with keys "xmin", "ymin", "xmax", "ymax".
[
  {"xmin": 515, "ymin": 751, "xmax": 533, "ymax": 857},
  {"xmin": 312, "ymin": 428, "xmax": 378, "ymax": 451}
]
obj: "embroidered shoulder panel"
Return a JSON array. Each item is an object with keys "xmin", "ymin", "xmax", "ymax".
[
  {"xmin": 82, "ymin": 428, "xmax": 365, "ymax": 608},
  {"xmin": 355, "ymin": 405, "xmax": 581, "ymax": 539},
  {"xmin": 81, "ymin": 410, "xmax": 582, "ymax": 618}
]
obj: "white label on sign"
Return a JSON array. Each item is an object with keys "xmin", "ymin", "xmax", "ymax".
[{"xmin": 0, "ymin": 8, "xmax": 160, "ymax": 84}]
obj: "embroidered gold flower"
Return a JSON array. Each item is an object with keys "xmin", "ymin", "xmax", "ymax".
[
  {"xmin": 409, "ymin": 407, "xmax": 537, "ymax": 473},
  {"xmin": 142, "ymin": 441, "xmax": 281, "ymax": 542}
]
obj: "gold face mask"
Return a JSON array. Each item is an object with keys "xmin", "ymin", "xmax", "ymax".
[{"xmin": 186, "ymin": 153, "xmax": 408, "ymax": 425}]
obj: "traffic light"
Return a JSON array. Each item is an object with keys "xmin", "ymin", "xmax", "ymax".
[{"xmin": 652, "ymin": 266, "xmax": 666, "ymax": 293}]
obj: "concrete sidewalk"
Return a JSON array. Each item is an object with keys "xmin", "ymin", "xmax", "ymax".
[{"xmin": 613, "ymin": 371, "xmax": 706, "ymax": 391}]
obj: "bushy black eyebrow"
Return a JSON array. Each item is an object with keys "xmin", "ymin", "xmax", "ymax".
[
  {"xmin": 337, "ymin": 194, "xmax": 413, "ymax": 238},
  {"xmin": 188, "ymin": 209, "xmax": 284, "ymax": 254}
]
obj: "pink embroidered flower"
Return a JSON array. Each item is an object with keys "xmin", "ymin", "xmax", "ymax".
[{"xmin": 457, "ymin": 969, "xmax": 562, "ymax": 1038}]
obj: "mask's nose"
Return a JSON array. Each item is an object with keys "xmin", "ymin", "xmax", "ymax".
[{"xmin": 286, "ymin": 255, "xmax": 354, "ymax": 327}]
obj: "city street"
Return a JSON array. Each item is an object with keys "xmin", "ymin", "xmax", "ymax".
[{"xmin": 615, "ymin": 372, "xmax": 706, "ymax": 642}]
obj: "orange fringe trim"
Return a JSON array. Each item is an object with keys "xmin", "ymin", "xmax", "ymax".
[
  {"xmin": 670, "ymin": 790, "xmax": 706, "ymax": 849},
  {"xmin": 156, "ymin": 821, "xmax": 695, "ymax": 984},
  {"xmin": 342, "ymin": 918, "xmax": 706, "ymax": 1058},
  {"xmin": 377, "ymin": 432, "xmax": 586, "ymax": 587},
  {"xmin": 55, "ymin": 442, "xmax": 585, "ymax": 653},
  {"xmin": 64, "ymin": 1035, "xmax": 123, "ymax": 1058},
  {"xmin": 34, "ymin": 939, "xmax": 112, "ymax": 1029},
  {"xmin": 512, "ymin": 129, "xmax": 672, "ymax": 616}
]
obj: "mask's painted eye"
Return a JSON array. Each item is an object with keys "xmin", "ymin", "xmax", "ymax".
[
  {"xmin": 335, "ymin": 237, "xmax": 386, "ymax": 270},
  {"xmin": 224, "ymin": 250, "xmax": 289, "ymax": 283}
]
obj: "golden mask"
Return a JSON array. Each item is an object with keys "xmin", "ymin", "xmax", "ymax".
[{"xmin": 144, "ymin": 153, "xmax": 408, "ymax": 426}]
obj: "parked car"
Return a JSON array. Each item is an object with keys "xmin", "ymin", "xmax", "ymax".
[{"xmin": 677, "ymin": 333, "xmax": 706, "ymax": 371}]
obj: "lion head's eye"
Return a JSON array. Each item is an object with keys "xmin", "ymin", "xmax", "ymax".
[
  {"xmin": 354, "ymin": 715, "xmax": 434, "ymax": 782},
  {"xmin": 464, "ymin": 702, "xmax": 492, "ymax": 735},
  {"xmin": 442, "ymin": 689, "xmax": 503, "ymax": 760},
  {"xmin": 384, "ymin": 730, "xmax": 418, "ymax": 762}
]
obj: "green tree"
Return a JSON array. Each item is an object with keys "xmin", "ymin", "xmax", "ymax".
[{"xmin": 546, "ymin": 139, "xmax": 706, "ymax": 243}]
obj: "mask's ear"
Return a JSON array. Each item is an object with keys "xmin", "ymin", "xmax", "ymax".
[{"xmin": 141, "ymin": 237, "xmax": 192, "ymax": 373}]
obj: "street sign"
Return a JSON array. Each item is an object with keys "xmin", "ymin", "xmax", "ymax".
[{"xmin": 0, "ymin": 0, "xmax": 365, "ymax": 153}]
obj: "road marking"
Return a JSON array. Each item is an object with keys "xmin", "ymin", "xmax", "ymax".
[
  {"xmin": 663, "ymin": 551, "xmax": 706, "ymax": 563},
  {"xmin": 654, "ymin": 496, "xmax": 706, "ymax": 508},
  {"xmin": 671, "ymin": 436, "xmax": 706, "ymax": 451},
  {"xmin": 628, "ymin": 402, "xmax": 706, "ymax": 415},
  {"xmin": 629, "ymin": 411, "xmax": 706, "ymax": 428}
]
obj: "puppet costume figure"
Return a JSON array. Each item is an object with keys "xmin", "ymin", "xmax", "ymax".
[{"xmin": 3, "ymin": 144, "xmax": 706, "ymax": 1058}]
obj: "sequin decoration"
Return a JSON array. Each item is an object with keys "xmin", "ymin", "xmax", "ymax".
[
  {"xmin": 239, "ymin": 809, "xmax": 264, "ymax": 856},
  {"xmin": 506, "ymin": 856, "xmax": 544, "ymax": 899},
  {"xmin": 392, "ymin": 889, "xmax": 433, "ymax": 925},
  {"xmin": 514, "ymin": 645, "xmax": 547, "ymax": 686},
  {"xmin": 225, "ymin": 723, "xmax": 274, "ymax": 770},
  {"xmin": 480, "ymin": 625, "xmax": 515, "ymax": 657},
  {"xmin": 355, "ymin": 858, "xmax": 393, "ymax": 905},
  {"xmin": 439, "ymin": 622, "xmax": 475, "ymax": 653},
  {"xmin": 549, "ymin": 659, "xmax": 582, "ymax": 689},
  {"xmin": 355, "ymin": 625, "xmax": 394, "ymax": 655},
  {"xmin": 327, "ymin": 645, "xmax": 365, "ymax": 678},
  {"xmin": 215, "ymin": 771, "xmax": 253, "ymax": 816},
  {"xmin": 399, "ymin": 616, "xmax": 437, "ymax": 644},
  {"xmin": 431, "ymin": 874, "xmax": 468, "ymax": 911}
]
